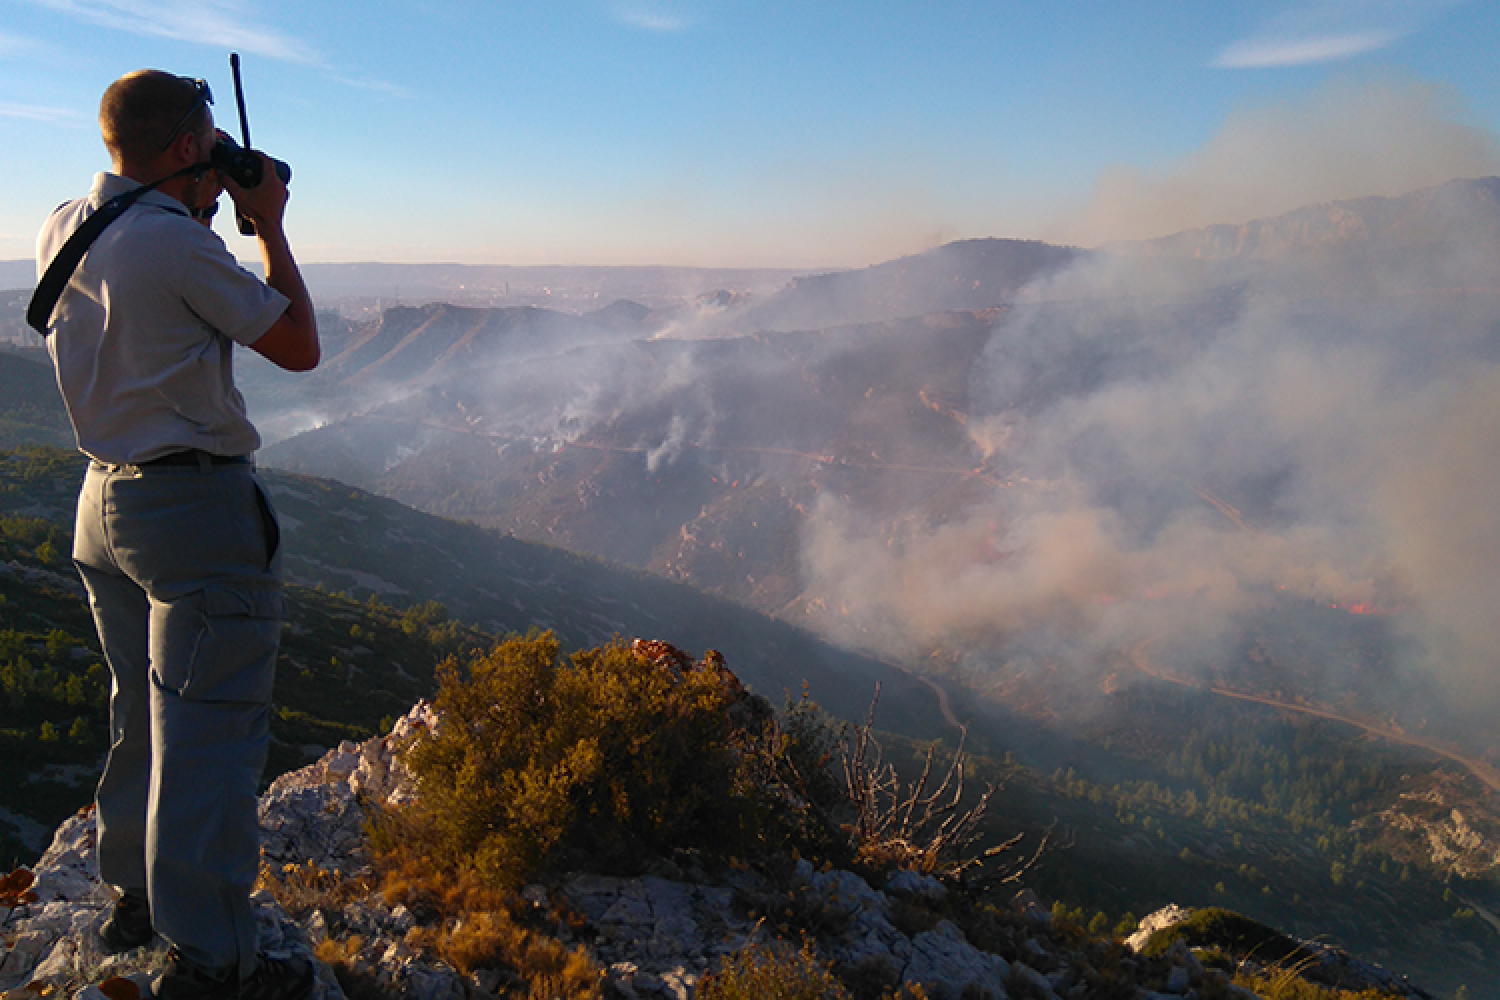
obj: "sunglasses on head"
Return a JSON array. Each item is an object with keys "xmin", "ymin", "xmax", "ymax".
[{"xmin": 159, "ymin": 78, "xmax": 214, "ymax": 153}]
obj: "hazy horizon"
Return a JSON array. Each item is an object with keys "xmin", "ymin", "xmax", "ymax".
[{"xmin": 3, "ymin": 3, "xmax": 1499, "ymax": 268}]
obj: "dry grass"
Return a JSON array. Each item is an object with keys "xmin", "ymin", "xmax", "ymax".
[
  {"xmin": 698, "ymin": 938, "xmax": 851, "ymax": 1000},
  {"xmin": 700, "ymin": 936, "xmax": 936, "ymax": 1000},
  {"xmin": 256, "ymin": 859, "xmax": 376, "ymax": 918},
  {"xmin": 313, "ymin": 935, "xmax": 397, "ymax": 1000},
  {"xmin": 258, "ymin": 850, "xmax": 601, "ymax": 998},
  {"xmin": 379, "ymin": 855, "xmax": 602, "ymax": 999},
  {"xmin": 1233, "ymin": 961, "xmax": 1389, "ymax": 1000}
]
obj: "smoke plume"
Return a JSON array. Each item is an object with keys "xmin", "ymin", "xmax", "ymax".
[
  {"xmin": 799, "ymin": 232, "xmax": 1500, "ymax": 718},
  {"xmin": 1051, "ymin": 76, "xmax": 1500, "ymax": 246}
]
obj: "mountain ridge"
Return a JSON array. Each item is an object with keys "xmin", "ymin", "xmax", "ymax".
[{"xmin": 1107, "ymin": 175, "xmax": 1500, "ymax": 261}]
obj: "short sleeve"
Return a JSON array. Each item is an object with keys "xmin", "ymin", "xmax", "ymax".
[{"xmin": 180, "ymin": 229, "xmax": 291, "ymax": 347}]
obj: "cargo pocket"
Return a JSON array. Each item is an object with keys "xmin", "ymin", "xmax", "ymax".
[
  {"xmin": 251, "ymin": 475, "xmax": 282, "ymax": 571},
  {"xmin": 152, "ymin": 583, "xmax": 287, "ymax": 704}
]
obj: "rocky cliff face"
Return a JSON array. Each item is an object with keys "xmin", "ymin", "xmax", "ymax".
[{"xmin": 0, "ymin": 701, "xmax": 1432, "ymax": 1000}]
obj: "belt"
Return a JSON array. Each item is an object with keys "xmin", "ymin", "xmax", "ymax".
[{"xmin": 136, "ymin": 450, "xmax": 251, "ymax": 468}]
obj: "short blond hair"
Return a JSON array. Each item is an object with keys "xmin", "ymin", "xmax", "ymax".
[{"xmin": 99, "ymin": 70, "xmax": 209, "ymax": 164}]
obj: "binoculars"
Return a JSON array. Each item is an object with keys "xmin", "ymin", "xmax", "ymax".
[{"xmin": 211, "ymin": 133, "xmax": 291, "ymax": 190}]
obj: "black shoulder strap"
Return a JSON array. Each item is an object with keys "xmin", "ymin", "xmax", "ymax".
[{"xmin": 27, "ymin": 171, "xmax": 197, "ymax": 335}]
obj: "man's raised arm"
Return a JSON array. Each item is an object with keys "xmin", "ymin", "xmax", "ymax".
[{"xmin": 224, "ymin": 150, "xmax": 319, "ymax": 372}]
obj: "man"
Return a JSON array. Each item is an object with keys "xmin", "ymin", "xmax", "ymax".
[{"xmin": 35, "ymin": 70, "xmax": 318, "ymax": 1000}]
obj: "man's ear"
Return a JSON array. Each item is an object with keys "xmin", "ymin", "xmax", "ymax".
[{"xmin": 169, "ymin": 128, "xmax": 203, "ymax": 169}]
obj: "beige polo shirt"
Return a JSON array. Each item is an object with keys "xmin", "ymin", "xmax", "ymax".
[{"xmin": 36, "ymin": 172, "xmax": 290, "ymax": 465}]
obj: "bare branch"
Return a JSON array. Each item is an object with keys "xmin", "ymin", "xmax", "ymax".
[{"xmin": 833, "ymin": 685, "xmax": 1049, "ymax": 882}]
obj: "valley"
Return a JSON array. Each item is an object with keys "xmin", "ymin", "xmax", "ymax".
[{"xmin": 3, "ymin": 175, "xmax": 1500, "ymax": 995}]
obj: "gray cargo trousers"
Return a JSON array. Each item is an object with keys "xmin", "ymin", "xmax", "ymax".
[{"xmin": 72, "ymin": 458, "xmax": 285, "ymax": 980}]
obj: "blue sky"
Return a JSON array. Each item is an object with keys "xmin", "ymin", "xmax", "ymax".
[{"xmin": 2, "ymin": 1, "xmax": 1498, "ymax": 267}]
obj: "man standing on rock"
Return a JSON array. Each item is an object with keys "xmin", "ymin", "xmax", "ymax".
[{"xmin": 33, "ymin": 69, "xmax": 318, "ymax": 1000}]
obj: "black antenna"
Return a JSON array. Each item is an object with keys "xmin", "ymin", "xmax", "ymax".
[
  {"xmin": 229, "ymin": 53, "xmax": 257, "ymax": 235},
  {"xmin": 230, "ymin": 52, "xmax": 252, "ymax": 150}
]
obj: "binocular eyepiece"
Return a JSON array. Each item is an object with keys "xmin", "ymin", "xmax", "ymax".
[{"xmin": 210, "ymin": 133, "xmax": 291, "ymax": 189}]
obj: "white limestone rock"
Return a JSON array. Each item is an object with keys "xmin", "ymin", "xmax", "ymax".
[
  {"xmin": 885, "ymin": 869, "xmax": 947, "ymax": 901},
  {"xmin": 1124, "ymin": 903, "xmax": 1192, "ymax": 953},
  {"xmin": 904, "ymin": 921, "xmax": 1010, "ymax": 1000},
  {"xmin": 0, "ymin": 803, "xmax": 345, "ymax": 999}
]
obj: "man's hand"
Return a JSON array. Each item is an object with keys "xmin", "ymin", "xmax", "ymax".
[{"xmin": 219, "ymin": 146, "xmax": 289, "ymax": 235}]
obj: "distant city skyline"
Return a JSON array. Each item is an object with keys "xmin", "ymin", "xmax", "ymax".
[{"xmin": 2, "ymin": 0, "xmax": 1498, "ymax": 268}]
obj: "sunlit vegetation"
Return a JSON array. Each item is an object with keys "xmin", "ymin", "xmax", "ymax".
[
  {"xmin": 259, "ymin": 859, "xmax": 602, "ymax": 1000},
  {"xmin": 372, "ymin": 632, "xmax": 804, "ymax": 888},
  {"xmin": 696, "ymin": 939, "xmax": 852, "ymax": 1000}
]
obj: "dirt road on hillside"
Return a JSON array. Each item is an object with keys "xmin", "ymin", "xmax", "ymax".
[
  {"xmin": 1129, "ymin": 639, "xmax": 1500, "ymax": 798},
  {"xmin": 921, "ymin": 675, "xmax": 963, "ymax": 730}
]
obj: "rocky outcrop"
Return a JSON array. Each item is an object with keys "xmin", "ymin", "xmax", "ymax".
[
  {"xmin": 1123, "ymin": 904, "xmax": 1191, "ymax": 952},
  {"xmin": 1126, "ymin": 904, "xmax": 1434, "ymax": 1000},
  {"xmin": 0, "ymin": 808, "xmax": 342, "ymax": 1000},
  {"xmin": 555, "ymin": 863, "xmax": 1014, "ymax": 1000},
  {"xmin": 0, "ymin": 704, "xmax": 444, "ymax": 1000},
  {"xmin": 1, "ymin": 698, "xmax": 1436, "ymax": 1000}
]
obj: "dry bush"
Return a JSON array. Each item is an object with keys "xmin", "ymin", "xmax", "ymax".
[{"xmin": 839, "ymin": 684, "xmax": 1049, "ymax": 884}]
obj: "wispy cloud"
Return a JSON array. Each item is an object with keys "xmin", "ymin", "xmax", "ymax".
[
  {"xmin": 612, "ymin": 1, "xmax": 693, "ymax": 33},
  {"xmin": 0, "ymin": 101, "xmax": 89, "ymax": 124},
  {"xmin": 0, "ymin": 30, "xmax": 42, "ymax": 56},
  {"xmin": 329, "ymin": 74, "xmax": 413, "ymax": 101},
  {"xmin": 22, "ymin": 0, "xmax": 322, "ymax": 64},
  {"xmin": 1216, "ymin": 30, "xmax": 1400, "ymax": 68},
  {"xmin": 21, "ymin": 1, "xmax": 409, "ymax": 95},
  {"xmin": 1213, "ymin": 0, "xmax": 1468, "ymax": 69}
]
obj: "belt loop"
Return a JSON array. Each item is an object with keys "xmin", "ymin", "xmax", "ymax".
[{"xmin": 196, "ymin": 450, "xmax": 212, "ymax": 473}]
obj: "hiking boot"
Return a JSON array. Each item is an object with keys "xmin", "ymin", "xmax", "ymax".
[
  {"xmin": 99, "ymin": 891, "xmax": 155, "ymax": 953},
  {"xmin": 157, "ymin": 948, "xmax": 315, "ymax": 1000}
]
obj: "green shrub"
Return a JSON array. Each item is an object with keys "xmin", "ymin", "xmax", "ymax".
[
  {"xmin": 745, "ymin": 687, "xmax": 854, "ymax": 867},
  {"xmin": 1139, "ymin": 907, "xmax": 1311, "ymax": 965},
  {"xmin": 378, "ymin": 632, "xmax": 773, "ymax": 887}
]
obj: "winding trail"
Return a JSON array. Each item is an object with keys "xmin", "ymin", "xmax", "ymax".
[
  {"xmin": 921, "ymin": 675, "xmax": 964, "ymax": 731},
  {"xmin": 1460, "ymin": 896, "xmax": 1500, "ymax": 938},
  {"xmin": 1129, "ymin": 639, "xmax": 1500, "ymax": 798}
]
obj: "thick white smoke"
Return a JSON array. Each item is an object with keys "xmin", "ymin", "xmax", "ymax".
[
  {"xmin": 798, "ymin": 239, "xmax": 1500, "ymax": 717},
  {"xmin": 1050, "ymin": 76, "xmax": 1500, "ymax": 247}
]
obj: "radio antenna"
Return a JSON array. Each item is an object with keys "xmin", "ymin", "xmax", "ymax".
[
  {"xmin": 230, "ymin": 52, "xmax": 252, "ymax": 150},
  {"xmin": 229, "ymin": 52, "xmax": 258, "ymax": 234}
]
